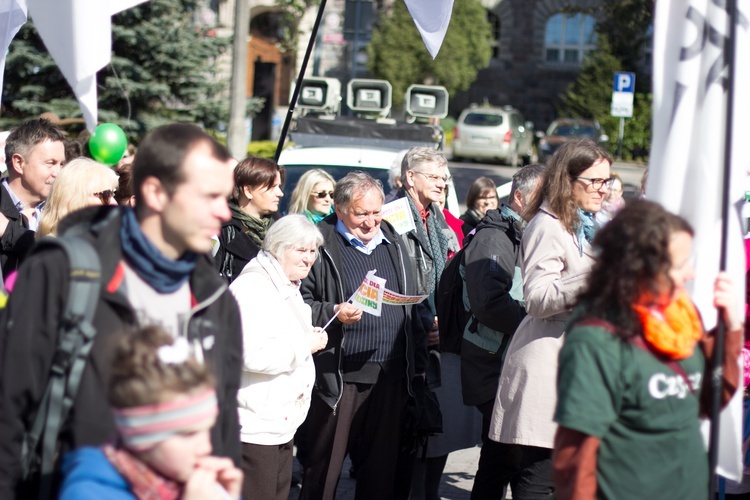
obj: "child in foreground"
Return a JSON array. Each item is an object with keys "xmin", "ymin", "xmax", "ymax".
[{"xmin": 59, "ymin": 326, "xmax": 243, "ymax": 499}]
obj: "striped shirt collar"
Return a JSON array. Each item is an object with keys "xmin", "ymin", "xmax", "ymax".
[{"xmin": 335, "ymin": 219, "xmax": 390, "ymax": 255}]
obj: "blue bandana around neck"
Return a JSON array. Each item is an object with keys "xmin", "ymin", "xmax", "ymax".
[
  {"xmin": 575, "ymin": 208, "xmax": 597, "ymax": 257},
  {"xmin": 119, "ymin": 207, "xmax": 198, "ymax": 293}
]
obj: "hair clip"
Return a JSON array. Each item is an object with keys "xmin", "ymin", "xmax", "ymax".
[{"xmin": 157, "ymin": 336, "xmax": 191, "ymax": 365}]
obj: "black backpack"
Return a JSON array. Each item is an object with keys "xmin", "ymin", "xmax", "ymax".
[
  {"xmin": 20, "ymin": 235, "xmax": 101, "ymax": 499},
  {"xmin": 435, "ymin": 246, "xmax": 470, "ymax": 354}
]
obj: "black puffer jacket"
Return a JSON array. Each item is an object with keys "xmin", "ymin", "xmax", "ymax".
[
  {"xmin": 300, "ymin": 214, "xmax": 428, "ymax": 410},
  {"xmin": 0, "ymin": 206, "xmax": 243, "ymax": 498}
]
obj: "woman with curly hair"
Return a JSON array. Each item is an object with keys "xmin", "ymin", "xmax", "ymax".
[
  {"xmin": 487, "ymin": 138, "xmax": 612, "ymax": 498},
  {"xmin": 553, "ymin": 200, "xmax": 742, "ymax": 500}
]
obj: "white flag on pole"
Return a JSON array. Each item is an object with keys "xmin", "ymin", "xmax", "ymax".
[
  {"xmin": 404, "ymin": 0, "xmax": 454, "ymax": 59},
  {"xmin": 27, "ymin": 0, "xmax": 147, "ymax": 131},
  {"xmin": 0, "ymin": 0, "xmax": 27, "ymax": 110},
  {"xmin": 648, "ymin": 0, "xmax": 749, "ymax": 481}
]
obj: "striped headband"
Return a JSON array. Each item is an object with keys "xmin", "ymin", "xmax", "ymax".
[{"xmin": 113, "ymin": 389, "xmax": 218, "ymax": 451}]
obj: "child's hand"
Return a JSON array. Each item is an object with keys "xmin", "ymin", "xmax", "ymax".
[
  {"xmin": 196, "ymin": 456, "xmax": 244, "ymax": 499},
  {"xmin": 183, "ymin": 467, "xmax": 219, "ymax": 500}
]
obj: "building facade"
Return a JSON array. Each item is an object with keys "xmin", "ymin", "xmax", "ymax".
[
  {"xmin": 452, "ymin": 0, "xmax": 604, "ymax": 129},
  {"xmin": 211, "ymin": 0, "xmax": 609, "ymax": 135}
]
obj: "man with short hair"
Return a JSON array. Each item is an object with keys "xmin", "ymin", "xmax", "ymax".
[
  {"xmin": 299, "ymin": 171, "xmax": 427, "ymax": 500},
  {"xmin": 0, "ymin": 118, "xmax": 66, "ymax": 276},
  {"xmin": 0, "ymin": 123, "xmax": 243, "ymax": 498},
  {"xmin": 461, "ymin": 164, "xmax": 545, "ymax": 500}
]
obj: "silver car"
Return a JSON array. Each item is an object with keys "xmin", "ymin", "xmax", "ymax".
[{"xmin": 452, "ymin": 105, "xmax": 535, "ymax": 167}]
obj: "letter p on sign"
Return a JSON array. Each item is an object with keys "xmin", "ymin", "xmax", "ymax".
[{"xmin": 613, "ymin": 72, "xmax": 635, "ymax": 93}]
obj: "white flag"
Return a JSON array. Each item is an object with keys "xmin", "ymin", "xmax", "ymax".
[
  {"xmin": 27, "ymin": 0, "xmax": 147, "ymax": 131},
  {"xmin": 648, "ymin": 0, "xmax": 749, "ymax": 481},
  {"xmin": 0, "ymin": 0, "xmax": 27, "ymax": 110},
  {"xmin": 404, "ymin": 0, "xmax": 454, "ymax": 59}
]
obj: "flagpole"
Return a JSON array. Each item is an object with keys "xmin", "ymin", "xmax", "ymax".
[
  {"xmin": 274, "ymin": 0, "xmax": 328, "ymax": 162},
  {"xmin": 708, "ymin": 0, "xmax": 738, "ymax": 495}
]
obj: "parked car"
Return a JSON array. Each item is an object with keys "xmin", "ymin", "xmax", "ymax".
[
  {"xmin": 452, "ymin": 105, "xmax": 535, "ymax": 167},
  {"xmin": 537, "ymin": 118, "xmax": 609, "ymax": 162}
]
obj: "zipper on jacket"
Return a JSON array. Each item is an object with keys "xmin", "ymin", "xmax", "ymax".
[
  {"xmin": 182, "ymin": 282, "xmax": 228, "ymax": 362},
  {"xmin": 322, "ymin": 247, "xmax": 346, "ymax": 411}
]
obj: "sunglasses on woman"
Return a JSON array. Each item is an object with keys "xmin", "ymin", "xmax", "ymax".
[
  {"xmin": 93, "ymin": 189, "xmax": 117, "ymax": 205},
  {"xmin": 311, "ymin": 191, "xmax": 334, "ymax": 199}
]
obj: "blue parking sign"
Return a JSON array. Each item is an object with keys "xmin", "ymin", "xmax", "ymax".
[{"xmin": 613, "ymin": 72, "xmax": 635, "ymax": 93}]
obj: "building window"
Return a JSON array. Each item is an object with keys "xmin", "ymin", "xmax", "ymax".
[
  {"xmin": 487, "ymin": 10, "xmax": 500, "ymax": 59},
  {"xmin": 544, "ymin": 13, "xmax": 596, "ymax": 65}
]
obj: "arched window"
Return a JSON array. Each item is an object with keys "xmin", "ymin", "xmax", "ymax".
[{"xmin": 544, "ymin": 13, "xmax": 596, "ymax": 64}]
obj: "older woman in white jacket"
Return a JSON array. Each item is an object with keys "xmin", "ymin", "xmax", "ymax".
[
  {"xmin": 487, "ymin": 139, "xmax": 613, "ymax": 499},
  {"xmin": 229, "ymin": 214, "xmax": 327, "ymax": 500}
]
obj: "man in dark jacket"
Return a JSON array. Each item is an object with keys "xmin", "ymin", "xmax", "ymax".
[
  {"xmin": 461, "ymin": 164, "xmax": 544, "ymax": 500},
  {"xmin": 0, "ymin": 118, "xmax": 66, "ymax": 277},
  {"xmin": 299, "ymin": 171, "xmax": 427, "ymax": 500},
  {"xmin": 0, "ymin": 124, "xmax": 243, "ymax": 498}
]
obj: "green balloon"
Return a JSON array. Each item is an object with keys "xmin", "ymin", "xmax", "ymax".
[{"xmin": 88, "ymin": 124, "xmax": 128, "ymax": 165}]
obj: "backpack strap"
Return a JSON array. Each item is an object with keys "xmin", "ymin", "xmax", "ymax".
[
  {"xmin": 20, "ymin": 236, "xmax": 101, "ymax": 499},
  {"xmin": 573, "ymin": 318, "xmax": 695, "ymax": 394}
]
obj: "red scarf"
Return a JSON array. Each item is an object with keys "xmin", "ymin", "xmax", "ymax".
[{"xmin": 103, "ymin": 444, "xmax": 182, "ymax": 500}]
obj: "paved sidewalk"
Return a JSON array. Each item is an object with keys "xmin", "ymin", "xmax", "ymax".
[{"xmin": 288, "ymin": 446, "xmax": 485, "ymax": 500}]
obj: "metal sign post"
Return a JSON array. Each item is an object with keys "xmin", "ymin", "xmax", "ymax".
[{"xmin": 611, "ymin": 71, "xmax": 635, "ymax": 159}]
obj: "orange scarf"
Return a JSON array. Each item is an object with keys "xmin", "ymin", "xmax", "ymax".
[{"xmin": 632, "ymin": 291, "xmax": 704, "ymax": 360}]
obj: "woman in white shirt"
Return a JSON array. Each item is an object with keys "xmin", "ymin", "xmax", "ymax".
[{"xmin": 229, "ymin": 214, "xmax": 328, "ymax": 500}]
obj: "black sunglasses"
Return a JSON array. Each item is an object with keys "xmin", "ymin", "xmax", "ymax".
[
  {"xmin": 311, "ymin": 190, "xmax": 334, "ymax": 199},
  {"xmin": 93, "ymin": 189, "xmax": 117, "ymax": 205}
]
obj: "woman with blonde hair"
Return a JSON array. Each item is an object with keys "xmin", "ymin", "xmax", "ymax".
[
  {"xmin": 37, "ymin": 157, "xmax": 119, "ymax": 237},
  {"xmin": 288, "ymin": 169, "xmax": 336, "ymax": 224}
]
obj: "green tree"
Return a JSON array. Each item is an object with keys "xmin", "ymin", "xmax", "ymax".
[
  {"xmin": 557, "ymin": 0, "xmax": 654, "ymax": 160},
  {"xmin": 367, "ymin": 0, "xmax": 492, "ymax": 105},
  {"xmin": 558, "ymin": 37, "xmax": 651, "ymax": 160},
  {"xmin": 1, "ymin": 0, "xmax": 231, "ymax": 141}
]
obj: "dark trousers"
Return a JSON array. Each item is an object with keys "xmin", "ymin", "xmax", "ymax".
[
  {"xmin": 241, "ymin": 439, "xmax": 294, "ymax": 500},
  {"xmin": 471, "ymin": 401, "xmax": 555, "ymax": 500},
  {"xmin": 409, "ymin": 455, "xmax": 448, "ymax": 500},
  {"xmin": 299, "ymin": 372, "xmax": 409, "ymax": 500}
]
